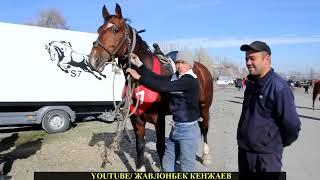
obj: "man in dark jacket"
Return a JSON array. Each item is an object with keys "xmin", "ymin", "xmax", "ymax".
[
  {"xmin": 237, "ymin": 41, "xmax": 301, "ymax": 173},
  {"xmin": 126, "ymin": 50, "xmax": 200, "ymax": 172}
]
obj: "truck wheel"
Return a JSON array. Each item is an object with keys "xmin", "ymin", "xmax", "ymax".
[{"xmin": 42, "ymin": 110, "xmax": 70, "ymax": 133}]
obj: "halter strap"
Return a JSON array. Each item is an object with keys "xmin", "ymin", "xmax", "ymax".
[{"xmin": 92, "ymin": 22, "xmax": 137, "ymax": 66}]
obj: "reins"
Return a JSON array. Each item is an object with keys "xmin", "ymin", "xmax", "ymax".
[{"xmin": 94, "ymin": 21, "xmax": 145, "ymax": 167}]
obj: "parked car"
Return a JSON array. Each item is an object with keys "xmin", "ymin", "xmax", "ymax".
[
  {"xmin": 216, "ymin": 76, "xmax": 234, "ymax": 86},
  {"xmin": 299, "ymin": 80, "xmax": 312, "ymax": 88}
]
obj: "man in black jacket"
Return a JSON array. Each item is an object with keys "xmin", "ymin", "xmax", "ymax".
[
  {"xmin": 237, "ymin": 41, "xmax": 301, "ymax": 173},
  {"xmin": 126, "ymin": 50, "xmax": 200, "ymax": 172}
]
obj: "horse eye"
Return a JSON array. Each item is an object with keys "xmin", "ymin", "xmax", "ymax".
[{"xmin": 112, "ymin": 26, "xmax": 119, "ymax": 33}]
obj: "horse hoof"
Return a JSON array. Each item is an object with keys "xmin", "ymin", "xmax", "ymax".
[
  {"xmin": 201, "ymin": 154, "xmax": 211, "ymax": 167},
  {"xmin": 136, "ymin": 165, "xmax": 146, "ymax": 172},
  {"xmin": 202, "ymin": 159, "xmax": 211, "ymax": 167}
]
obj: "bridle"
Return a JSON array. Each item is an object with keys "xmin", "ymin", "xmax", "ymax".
[
  {"xmin": 91, "ymin": 21, "xmax": 142, "ymax": 161},
  {"xmin": 92, "ymin": 21, "xmax": 137, "ymax": 67}
]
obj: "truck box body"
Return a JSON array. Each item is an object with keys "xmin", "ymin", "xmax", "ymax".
[
  {"xmin": 0, "ymin": 22, "xmax": 126, "ymax": 132},
  {"xmin": 0, "ymin": 22, "xmax": 125, "ymax": 105}
]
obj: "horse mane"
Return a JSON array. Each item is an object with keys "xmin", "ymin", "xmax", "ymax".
[
  {"xmin": 123, "ymin": 18, "xmax": 150, "ymax": 52},
  {"xmin": 134, "ymin": 30, "xmax": 151, "ymax": 52},
  {"xmin": 126, "ymin": 24, "xmax": 154, "ymax": 65},
  {"xmin": 103, "ymin": 16, "xmax": 151, "ymax": 55}
]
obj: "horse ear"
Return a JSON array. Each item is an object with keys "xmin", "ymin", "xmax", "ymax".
[
  {"xmin": 115, "ymin": 3, "xmax": 123, "ymax": 19},
  {"xmin": 102, "ymin": 5, "xmax": 110, "ymax": 21}
]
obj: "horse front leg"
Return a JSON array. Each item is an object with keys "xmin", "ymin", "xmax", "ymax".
[
  {"xmin": 131, "ymin": 116, "xmax": 146, "ymax": 172},
  {"xmin": 199, "ymin": 106, "xmax": 211, "ymax": 166}
]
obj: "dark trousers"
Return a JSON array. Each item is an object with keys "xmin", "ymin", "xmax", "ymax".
[{"xmin": 238, "ymin": 148, "xmax": 282, "ymax": 172}]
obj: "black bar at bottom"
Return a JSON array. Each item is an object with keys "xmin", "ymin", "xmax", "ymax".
[{"xmin": 34, "ymin": 172, "xmax": 286, "ymax": 180}]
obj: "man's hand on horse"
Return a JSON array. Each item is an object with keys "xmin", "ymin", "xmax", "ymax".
[
  {"xmin": 126, "ymin": 68, "xmax": 141, "ymax": 80},
  {"xmin": 130, "ymin": 53, "xmax": 143, "ymax": 67}
]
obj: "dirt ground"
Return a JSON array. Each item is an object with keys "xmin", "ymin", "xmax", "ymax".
[{"xmin": 0, "ymin": 86, "xmax": 319, "ymax": 180}]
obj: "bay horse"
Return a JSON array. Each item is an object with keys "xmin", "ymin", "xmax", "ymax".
[
  {"xmin": 88, "ymin": 4, "xmax": 213, "ymax": 171},
  {"xmin": 312, "ymin": 80, "xmax": 320, "ymax": 110}
]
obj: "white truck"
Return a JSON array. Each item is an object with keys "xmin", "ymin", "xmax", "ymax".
[{"xmin": 0, "ymin": 22, "xmax": 125, "ymax": 133}]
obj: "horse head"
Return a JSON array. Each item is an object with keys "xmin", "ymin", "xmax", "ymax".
[{"xmin": 88, "ymin": 4, "xmax": 135, "ymax": 73}]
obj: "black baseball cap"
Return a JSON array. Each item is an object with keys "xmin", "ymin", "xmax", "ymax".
[{"xmin": 240, "ymin": 41, "xmax": 271, "ymax": 55}]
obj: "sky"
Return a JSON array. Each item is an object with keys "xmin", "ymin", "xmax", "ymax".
[{"xmin": 1, "ymin": 0, "xmax": 320, "ymax": 74}]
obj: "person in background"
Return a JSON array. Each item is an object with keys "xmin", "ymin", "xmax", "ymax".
[{"xmin": 304, "ymin": 84, "xmax": 310, "ymax": 94}]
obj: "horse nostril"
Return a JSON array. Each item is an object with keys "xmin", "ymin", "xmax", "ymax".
[{"xmin": 94, "ymin": 57, "xmax": 101, "ymax": 67}]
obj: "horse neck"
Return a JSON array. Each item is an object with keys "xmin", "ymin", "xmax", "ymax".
[
  {"xmin": 119, "ymin": 27, "xmax": 153, "ymax": 71},
  {"xmin": 132, "ymin": 37, "xmax": 153, "ymax": 69},
  {"xmin": 119, "ymin": 38, "xmax": 153, "ymax": 89}
]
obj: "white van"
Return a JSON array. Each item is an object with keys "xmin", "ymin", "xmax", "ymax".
[{"xmin": 216, "ymin": 75, "xmax": 234, "ymax": 86}]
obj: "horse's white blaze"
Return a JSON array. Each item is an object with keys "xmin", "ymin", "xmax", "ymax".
[{"xmin": 106, "ymin": 23, "xmax": 115, "ymax": 29}]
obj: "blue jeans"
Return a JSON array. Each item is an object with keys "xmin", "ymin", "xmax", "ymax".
[{"xmin": 162, "ymin": 121, "xmax": 200, "ymax": 172}]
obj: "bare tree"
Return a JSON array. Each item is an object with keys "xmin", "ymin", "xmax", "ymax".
[
  {"xmin": 25, "ymin": 9, "xmax": 68, "ymax": 30},
  {"xmin": 221, "ymin": 58, "xmax": 238, "ymax": 70},
  {"xmin": 240, "ymin": 67, "xmax": 248, "ymax": 78},
  {"xmin": 289, "ymin": 71, "xmax": 304, "ymax": 81},
  {"xmin": 154, "ymin": 43, "xmax": 216, "ymax": 77},
  {"xmin": 220, "ymin": 57, "xmax": 241, "ymax": 77},
  {"xmin": 158, "ymin": 42, "xmax": 188, "ymax": 54},
  {"xmin": 194, "ymin": 48, "xmax": 215, "ymax": 76},
  {"xmin": 310, "ymin": 67, "xmax": 315, "ymax": 81}
]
